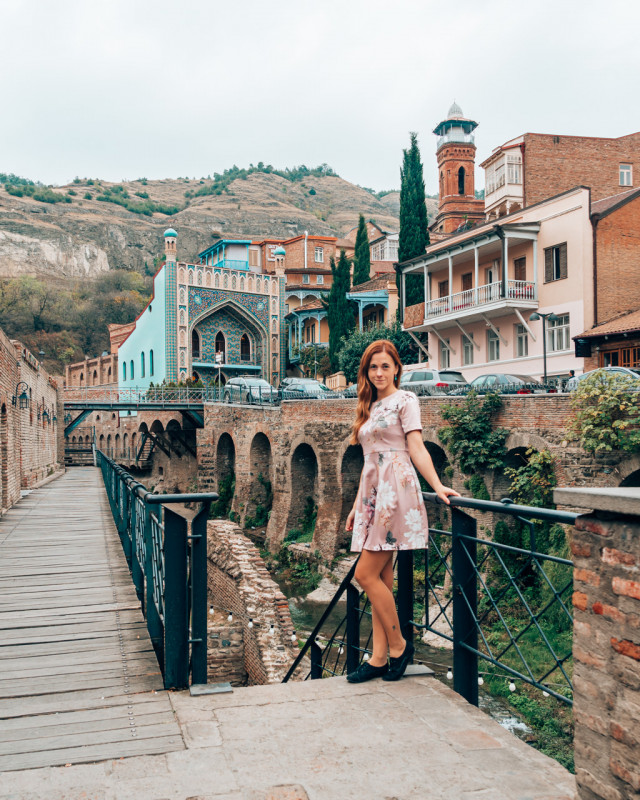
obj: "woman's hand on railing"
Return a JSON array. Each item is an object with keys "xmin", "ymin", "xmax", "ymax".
[{"xmin": 434, "ymin": 485, "xmax": 461, "ymax": 505}]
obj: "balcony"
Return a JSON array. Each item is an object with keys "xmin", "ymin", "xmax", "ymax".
[{"xmin": 404, "ymin": 280, "xmax": 537, "ymax": 330}]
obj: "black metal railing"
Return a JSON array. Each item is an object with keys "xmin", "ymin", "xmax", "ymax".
[
  {"xmin": 97, "ymin": 450, "xmax": 218, "ymax": 689},
  {"xmin": 283, "ymin": 494, "xmax": 576, "ymax": 708}
]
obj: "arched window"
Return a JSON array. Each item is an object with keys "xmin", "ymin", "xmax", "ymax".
[
  {"xmin": 149, "ymin": 350, "xmax": 154, "ymax": 376},
  {"xmin": 458, "ymin": 166, "xmax": 465, "ymax": 195},
  {"xmin": 123, "ymin": 362, "xmax": 127, "ymax": 381},
  {"xmin": 141, "ymin": 352, "xmax": 145, "ymax": 378},
  {"xmin": 240, "ymin": 334, "xmax": 251, "ymax": 361},
  {"xmin": 80, "ymin": 372, "xmax": 84, "ymax": 385},
  {"xmin": 93, "ymin": 370, "xmax": 98, "ymax": 385},
  {"xmin": 439, "ymin": 171, "xmax": 444, "ymax": 198},
  {"xmin": 108, "ymin": 367, "xmax": 111, "ymax": 380},
  {"xmin": 215, "ymin": 332, "xmax": 226, "ymax": 362},
  {"xmin": 192, "ymin": 329, "xmax": 201, "ymax": 359},
  {"xmin": 130, "ymin": 360, "xmax": 134, "ymax": 380}
]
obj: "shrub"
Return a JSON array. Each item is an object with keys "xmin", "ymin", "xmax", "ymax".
[
  {"xmin": 439, "ymin": 392, "xmax": 508, "ymax": 474},
  {"xmin": 84, "ymin": 192, "xmax": 92, "ymax": 200},
  {"xmin": 568, "ymin": 370, "xmax": 640, "ymax": 453}
]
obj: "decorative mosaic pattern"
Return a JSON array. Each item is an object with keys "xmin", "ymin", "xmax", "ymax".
[
  {"xmin": 188, "ymin": 287, "xmax": 269, "ymax": 330},
  {"xmin": 164, "ymin": 261, "xmax": 178, "ymax": 382},
  {"xmin": 194, "ymin": 309, "xmax": 262, "ymax": 371}
]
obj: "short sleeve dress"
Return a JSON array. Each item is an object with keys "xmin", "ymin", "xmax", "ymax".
[{"xmin": 350, "ymin": 389, "xmax": 429, "ymax": 552}]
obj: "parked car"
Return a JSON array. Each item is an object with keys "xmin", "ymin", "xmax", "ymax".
[
  {"xmin": 279, "ymin": 378, "xmax": 335, "ymax": 398},
  {"xmin": 460, "ymin": 373, "xmax": 549, "ymax": 395},
  {"xmin": 400, "ymin": 368, "xmax": 468, "ymax": 395},
  {"xmin": 566, "ymin": 366, "xmax": 640, "ymax": 391},
  {"xmin": 223, "ymin": 377, "xmax": 278, "ymax": 404}
]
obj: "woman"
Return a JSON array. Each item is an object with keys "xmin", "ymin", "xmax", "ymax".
[{"xmin": 345, "ymin": 340, "xmax": 459, "ymax": 683}]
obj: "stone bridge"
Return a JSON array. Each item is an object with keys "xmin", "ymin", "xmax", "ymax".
[{"xmin": 195, "ymin": 396, "xmax": 640, "ymax": 558}]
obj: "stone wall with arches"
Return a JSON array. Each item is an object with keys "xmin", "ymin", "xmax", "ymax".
[{"xmin": 197, "ymin": 395, "xmax": 638, "ymax": 559}]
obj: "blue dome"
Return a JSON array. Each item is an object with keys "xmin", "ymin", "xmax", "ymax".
[
  {"xmin": 274, "ymin": 246, "xmax": 286, "ymax": 256},
  {"xmin": 164, "ymin": 228, "xmax": 177, "ymax": 238}
]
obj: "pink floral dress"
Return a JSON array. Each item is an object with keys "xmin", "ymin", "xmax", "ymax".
[{"xmin": 351, "ymin": 390, "xmax": 429, "ymax": 552}]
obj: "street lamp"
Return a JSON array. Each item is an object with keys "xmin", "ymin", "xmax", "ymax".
[
  {"xmin": 13, "ymin": 381, "xmax": 29, "ymax": 409},
  {"xmin": 529, "ymin": 312, "xmax": 559, "ymax": 385}
]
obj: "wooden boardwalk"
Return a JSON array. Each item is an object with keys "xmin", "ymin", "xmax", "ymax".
[{"xmin": 0, "ymin": 468, "xmax": 184, "ymax": 771}]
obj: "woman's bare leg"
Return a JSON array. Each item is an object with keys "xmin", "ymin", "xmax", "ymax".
[
  {"xmin": 355, "ymin": 550, "xmax": 405, "ymax": 660},
  {"xmin": 369, "ymin": 556, "xmax": 395, "ymax": 665}
]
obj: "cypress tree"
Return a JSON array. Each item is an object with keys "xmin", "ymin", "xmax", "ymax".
[
  {"xmin": 398, "ymin": 132, "xmax": 429, "ymax": 307},
  {"xmin": 323, "ymin": 251, "xmax": 354, "ymax": 371},
  {"xmin": 352, "ymin": 214, "xmax": 371, "ymax": 286}
]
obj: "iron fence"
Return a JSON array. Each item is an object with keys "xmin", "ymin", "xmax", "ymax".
[
  {"xmin": 97, "ymin": 450, "xmax": 218, "ymax": 689},
  {"xmin": 283, "ymin": 494, "xmax": 576, "ymax": 707}
]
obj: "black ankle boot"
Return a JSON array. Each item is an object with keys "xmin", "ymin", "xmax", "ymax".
[{"xmin": 382, "ymin": 640, "xmax": 415, "ymax": 681}]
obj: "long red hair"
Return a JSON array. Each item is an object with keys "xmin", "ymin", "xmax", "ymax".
[{"xmin": 350, "ymin": 340, "xmax": 403, "ymax": 445}]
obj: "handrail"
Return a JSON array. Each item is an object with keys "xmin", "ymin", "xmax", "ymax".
[
  {"xmin": 97, "ymin": 450, "xmax": 218, "ymax": 689},
  {"xmin": 283, "ymin": 492, "xmax": 577, "ymax": 707}
]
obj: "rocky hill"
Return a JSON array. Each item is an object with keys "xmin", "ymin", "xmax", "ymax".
[{"xmin": 0, "ymin": 170, "xmax": 442, "ymax": 279}]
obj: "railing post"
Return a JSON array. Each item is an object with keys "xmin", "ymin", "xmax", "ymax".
[
  {"xmin": 346, "ymin": 581, "xmax": 361, "ymax": 673},
  {"xmin": 163, "ymin": 506, "xmax": 189, "ymax": 689},
  {"xmin": 451, "ymin": 506, "xmax": 479, "ymax": 706},
  {"xmin": 190, "ymin": 502, "xmax": 210, "ymax": 686},
  {"xmin": 130, "ymin": 495, "xmax": 144, "ymax": 602},
  {"xmin": 310, "ymin": 641, "xmax": 323, "ymax": 679},
  {"xmin": 144, "ymin": 503, "xmax": 164, "ymax": 669},
  {"xmin": 396, "ymin": 550, "xmax": 415, "ymax": 647},
  {"xmin": 120, "ymin": 475, "xmax": 132, "ymax": 569}
]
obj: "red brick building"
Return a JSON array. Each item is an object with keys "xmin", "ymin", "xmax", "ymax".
[{"xmin": 483, "ymin": 131, "xmax": 640, "ymax": 220}]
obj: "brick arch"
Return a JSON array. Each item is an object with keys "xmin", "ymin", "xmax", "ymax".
[
  {"xmin": 285, "ymin": 442, "xmax": 318, "ymax": 539},
  {"xmin": 245, "ymin": 432, "xmax": 273, "ymax": 524},
  {"xmin": 338, "ymin": 442, "xmax": 364, "ymax": 548},
  {"xmin": 216, "ymin": 432, "xmax": 236, "ymax": 496},
  {"xmin": 618, "ymin": 453, "xmax": 640, "ymax": 486}
]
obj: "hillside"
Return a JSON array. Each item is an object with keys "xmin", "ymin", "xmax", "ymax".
[{"xmin": 0, "ymin": 169, "xmax": 430, "ymax": 279}]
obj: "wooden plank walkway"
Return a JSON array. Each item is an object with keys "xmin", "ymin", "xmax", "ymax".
[{"xmin": 0, "ymin": 468, "xmax": 185, "ymax": 771}]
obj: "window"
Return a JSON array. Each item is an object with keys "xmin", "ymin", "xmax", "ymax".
[
  {"xmin": 440, "ymin": 339, "xmax": 450, "ymax": 370},
  {"xmin": 462, "ymin": 273, "xmax": 472, "ymax": 292},
  {"xmin": 544, "ymin": 243, "xmax": 567, "ymax": 282},
  {"xmin": 249, "ymin": 248, "xmax": 260, "ymax": 267},
  {"xmin": 514, "ymin": 257, "xmax": 526, "ymax": 282},
  {"xmin": 240, "ymin": 334, "xmax": 251, "ymax": 361},
  {"xmin": 548, "ymin": 314, "xmax": 570, "ymax": 352},
  {"xmin": 192, "ymin": 329, "xmax": 200, "ymax": 359},
  {"xmin": 123, "ymin": 362, "xmax": 127, "ymax": 381},
  {"xmin": 507, "ymin": 154, "xmax": 522, "ymax": 184},
  {"xmin": 130, "ymin": 360, "xmax": 134, "ymax": 380},
  {"xmin": 458, "ymin": 167, "xmax": 466, "ymax": 195},
  {"xmin": 463, "ymin": 336, "xmax": 474, "ymax": 366},
  {"xmin": 620, "ymin": 164, "xmax": 632, "ymax": 186},
  {"xmin": 516, "ymin": 324, "xmax": 528, "ymax": 357},
  {"xmin": 302, "ymin": 274, "xmax": 310, "ymax": 284},
  {"xmin": 141, "ymin": 352, "xmax": 145, "ymax": 378},
  {"xmin": 487, "ymin": 329, "xmax": 500, "ymax": 361},
  {"xmin": 314, "ymin": 247, "xmax": 324, "ymax": 263},
  {"xmin": 316, "ymin": 275, "xmax": 324, "ymax": 284},
  {"xmin": 215, "ymin": 332, "xmax": 226, "ymax": 362},
  {"xmin": 149, "ymin": 350, "xmax": 154, "ymax": 376},
  {"xmin": 438, "ymin": 280, "xmax": 449, "ymax": 298}
]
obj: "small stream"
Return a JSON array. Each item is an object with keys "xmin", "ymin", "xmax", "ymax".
[{"xmin": 287, "ymin": 592, "xmax": 531, "ymax": 741}]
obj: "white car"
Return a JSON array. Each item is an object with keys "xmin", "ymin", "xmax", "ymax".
[{"xmin": 567, "ymin": 366, "xmax": 640, "ymax": 391}]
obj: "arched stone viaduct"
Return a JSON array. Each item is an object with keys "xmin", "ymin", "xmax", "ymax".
[{"xmin": 196, "ymin": 396, "xmax": 640, "ymax": 560}]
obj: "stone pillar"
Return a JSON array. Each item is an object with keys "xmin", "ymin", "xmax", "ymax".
[{"xmin": 555, "ymin": 486, "xmax": 640, "ymax": 800}]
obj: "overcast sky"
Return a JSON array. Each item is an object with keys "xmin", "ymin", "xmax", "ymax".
[{"xmin": 3, "ymin": 0, "xmax": 639, "ymax": 194}]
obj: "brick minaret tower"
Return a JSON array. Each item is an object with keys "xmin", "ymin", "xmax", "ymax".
[{"xmin": 431, "ymin": 102, "xmax": 485, "ymax": 238}]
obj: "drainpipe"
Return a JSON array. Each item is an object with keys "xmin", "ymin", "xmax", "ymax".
[
  {"xmin": 591, "ymin": 193, "xmax": 599, "ymax": 327},
  {"xmin": 494, "ymin": 225, "xmax": 505, "ymax": 298},
  {"xmin": 304, "ymin": 231, "xmax": 308, "ymax": 271}
]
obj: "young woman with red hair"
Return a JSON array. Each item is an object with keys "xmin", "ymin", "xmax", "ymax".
[{"xmin": 345, "ymin": 339, "xmax": 459, "ymax": 683}]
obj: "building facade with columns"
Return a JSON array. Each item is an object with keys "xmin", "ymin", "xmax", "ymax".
[{"xmin": 118, "ymin": 230, "xmax": 287, "ymax": 387}]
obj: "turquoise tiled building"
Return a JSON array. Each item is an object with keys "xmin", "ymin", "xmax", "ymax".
[{"xmin": 118, "ymin": 230, "xmax": 287, "ymax": 388}]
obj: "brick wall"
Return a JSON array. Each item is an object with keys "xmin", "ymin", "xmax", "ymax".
[
  {"xmin": 197, "ymin": 396, "xmax": 637, "ymax": 559},
  {"xmin": 207, "ymin": 520, "xmax": 298, "ymax": 684},
  {"xmin": 571, "ymin": 508, "xmax": 640, "ymax": 799},
  {"xmin": 524, "ymin": 133, "xmax": 640, "ymax": 207},
  {"xmin": 65, "ymin": 354, "xmax": 118, "ymax": 388},
  {"xmin": 595, "ymin": 195, "xmax": 640, "ymax": 325},
  {"xmin": 207, "ymin": 615, "xmax": 247, "ymax": 687},
  {"xmin": 0, "ymin": 327, "xmax": 63, "ymax": 513}
]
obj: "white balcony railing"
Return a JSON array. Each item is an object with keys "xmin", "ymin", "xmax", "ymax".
[{"xmin": 423, "ymin": 280, "xmax": 536, "ymax": 320}]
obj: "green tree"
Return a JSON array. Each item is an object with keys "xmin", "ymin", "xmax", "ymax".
[
  {"xmin": 322, "ymin": 251, "xmax": 354, "ymax": 372},
  {"xmin": 299, "ymin": 345, "xmax": 333, "ymax": 380},
  {"xmin": 337, "ymin": 321, "xmax": 420, "ymax": 384},
  {"xmin": 352, "ymin": 214, "xmax": 371, "ymax": 286},
  {"xmin": 398, "ymin": 132, "xmax": 429, "ymax": 307}
]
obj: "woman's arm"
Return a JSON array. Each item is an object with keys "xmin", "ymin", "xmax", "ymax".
[{"xmin": 406, "ymin": 430, "xmax": 460, "ymax": 505}]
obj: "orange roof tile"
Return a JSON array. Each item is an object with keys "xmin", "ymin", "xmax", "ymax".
[{"xmin": 577, "ymin": 308, "xmax": 640, "ymax": 339}]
